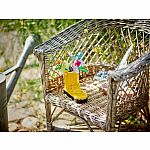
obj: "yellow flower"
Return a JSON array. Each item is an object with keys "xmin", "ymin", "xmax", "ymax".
[
  {"xmin": 93, "ymin": 47, "xmax": 98, "ymax": 52},
  {"xmin": 56, "ymin": 59, "xmax": 61, "ymax": 65},
  {"xmin": 84, "ymin": 28, "xmax": 88, "ymax": 33}
]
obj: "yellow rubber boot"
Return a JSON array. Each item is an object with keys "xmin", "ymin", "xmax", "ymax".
[{"xmin": 64, "ymin": 71, "xmax": 87, "ymax": 103}]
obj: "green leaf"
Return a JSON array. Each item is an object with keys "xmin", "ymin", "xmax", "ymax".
[{"xmin": 78, "ymin": 66, "xmax": 88, "ymax": 72}]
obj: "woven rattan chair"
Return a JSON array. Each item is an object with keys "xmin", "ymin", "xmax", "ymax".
[{"xmin": 34, "ymin": 19, "xmax": 150, "ymax": 132}]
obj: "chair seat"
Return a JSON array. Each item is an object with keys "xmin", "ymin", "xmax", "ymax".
[{"xmin": 45, "ymin": 80, "xmax": 108, "ymax": 130}]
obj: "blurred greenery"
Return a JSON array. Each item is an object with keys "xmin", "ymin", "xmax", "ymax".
[
  {"xmin": 0, "ymin": 19, "xmax": 79, "ymax": 70},
  {"xmin": 0, "ymin": 19, "xmax": 79, "ymax": 44},
  {"xmin": 18, "ymin": 78, "xmax": 43, "ymax": 101}
]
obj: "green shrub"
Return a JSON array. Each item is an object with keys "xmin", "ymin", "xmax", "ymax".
[{"xmin": 0, "ymin": 19, "xmax": 79, "ymax": 44}]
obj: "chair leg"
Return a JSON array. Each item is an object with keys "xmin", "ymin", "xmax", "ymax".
[
  {"xmin": 144, "ymin": 105, "xmax": 150, "ymax": 129},
  {"xmin": 118, "ymin": 119, "xmax": 122, "ymax": 131},
  {"xmin": 51, "ymin": 108, "xmax": 65, "ymax": 122},
  {"xmin": 45, "ymin": 100, "xmax": 53, "ymax": 131},
  {"xmin": 66, "ymin": 111, "xmax": 94, "ymax": 132},
  {"xmin": 140, "ymin": 104, "xmax": 150, "ymax": 130}
]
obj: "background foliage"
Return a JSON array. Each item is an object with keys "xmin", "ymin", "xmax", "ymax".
[{"xmin": 0, "ymin": 19, "xmax": 79, "ymax": 44}]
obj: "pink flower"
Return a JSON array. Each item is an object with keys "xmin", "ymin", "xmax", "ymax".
[{"xmin": 75, "ymin": 60, "xmax": 81, "ymax": 67}]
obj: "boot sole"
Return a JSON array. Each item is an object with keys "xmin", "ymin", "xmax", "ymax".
[{"xmin": 64, "ymin": 90, "xmax": 87, "ymax": 104}]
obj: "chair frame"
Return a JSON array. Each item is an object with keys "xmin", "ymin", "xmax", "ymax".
[{"xmin": 34, "ymin": 19, "xmax": 150, "ymax": 131}]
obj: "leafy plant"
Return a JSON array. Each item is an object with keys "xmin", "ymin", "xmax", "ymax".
[
  {"xmin": 0, "ymin": 19, "xmax": 79, "ymax": 45},
  {"xmin": 125, "ymin": 115, "xmax": 141, "ymax": 125}
]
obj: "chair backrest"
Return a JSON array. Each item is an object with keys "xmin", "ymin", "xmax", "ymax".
[
  {"xmin": 34, "ymin": 19, "xmax": 149, "ymax": 93},
  {"xmin": 117, "ymin": 44, "xmax": 133, "ymax": 69},
  {"xmin": 34, "ymin": 19, "xmax": 150, "ymax": 130}
]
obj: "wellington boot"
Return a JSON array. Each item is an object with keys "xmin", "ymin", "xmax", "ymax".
[{"xmin": 64, "ymin": 71, "xmax": 87, "ymax": 103}]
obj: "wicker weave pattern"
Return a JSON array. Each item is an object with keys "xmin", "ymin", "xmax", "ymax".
[
  {"xmin": 34, "ymin": 19, "xmax": 150, "ymax": 131},
  {"xmin": 42, "ymin": 23, "xmax": 149, "ymax": 96},
  {"xmin": 46, "ymin": 79, "xmax": 107, "ymax": 129},
  {"xmin": 34, "ymin": 20, "xmax": 137, "ymax": 55},
  {"xmin": 116, "ymin": 69, "xmax": 149, "ymax": 120}
]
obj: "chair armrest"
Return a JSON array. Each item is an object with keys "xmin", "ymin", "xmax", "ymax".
[{"xmin": 108, "ymin": 52, "xmax": 150, "ymax": 81}]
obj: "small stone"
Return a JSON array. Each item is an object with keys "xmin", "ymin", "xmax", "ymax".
[
  {"xmin": 53, "ymin": 119, "xmax": 72, "ymax": 129},
  {"xmin": 38, "ymin": 128, "xmax": 47, "ymax": 132},
  {"xmin": 21, "ymin": 117, "xmax": 39, "ymax": 129},
  {"xmin": 9, "ymin": 122, "xmax": 18, "ymax": 132},
  {"xmin": 8, "ymin": 107, "xmax": 35, "ymax": 122},
  {"xmin": 38, "ymin": 102, "xmax": 46, "ymax": 114},
  {"xmin": 18, "ymin": 129, "xmax": 29, "ymax": 132},
  {"xmin": 16, "ymin": 101, "xmax": 29, "ymax": 108}
]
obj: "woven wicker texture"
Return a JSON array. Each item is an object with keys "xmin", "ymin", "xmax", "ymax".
[
  {"xmin": 34, "ymin": 19, "xmax": 150, "ymax": 131},
  {"xmin": 46, "ymin": 79, "xmax": 107, "ymax": 129}
]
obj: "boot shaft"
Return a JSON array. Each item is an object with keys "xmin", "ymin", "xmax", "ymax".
[
  {"xmin": 63, "ymin": 71, "xmax": 87, "ymax": 102},
  {"xmin": 64, "ymin": 71, "xmax": 80, "ymax": 90}
]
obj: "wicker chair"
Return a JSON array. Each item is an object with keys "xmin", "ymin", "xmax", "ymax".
[{"xmin": 34, "ymin": 19, "xmax": 150, "ymax": 132}]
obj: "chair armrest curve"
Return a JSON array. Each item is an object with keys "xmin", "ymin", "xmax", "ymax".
[{"xmin": 109, "ymin": 51, "xmax": 150, "ymax": 81}]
